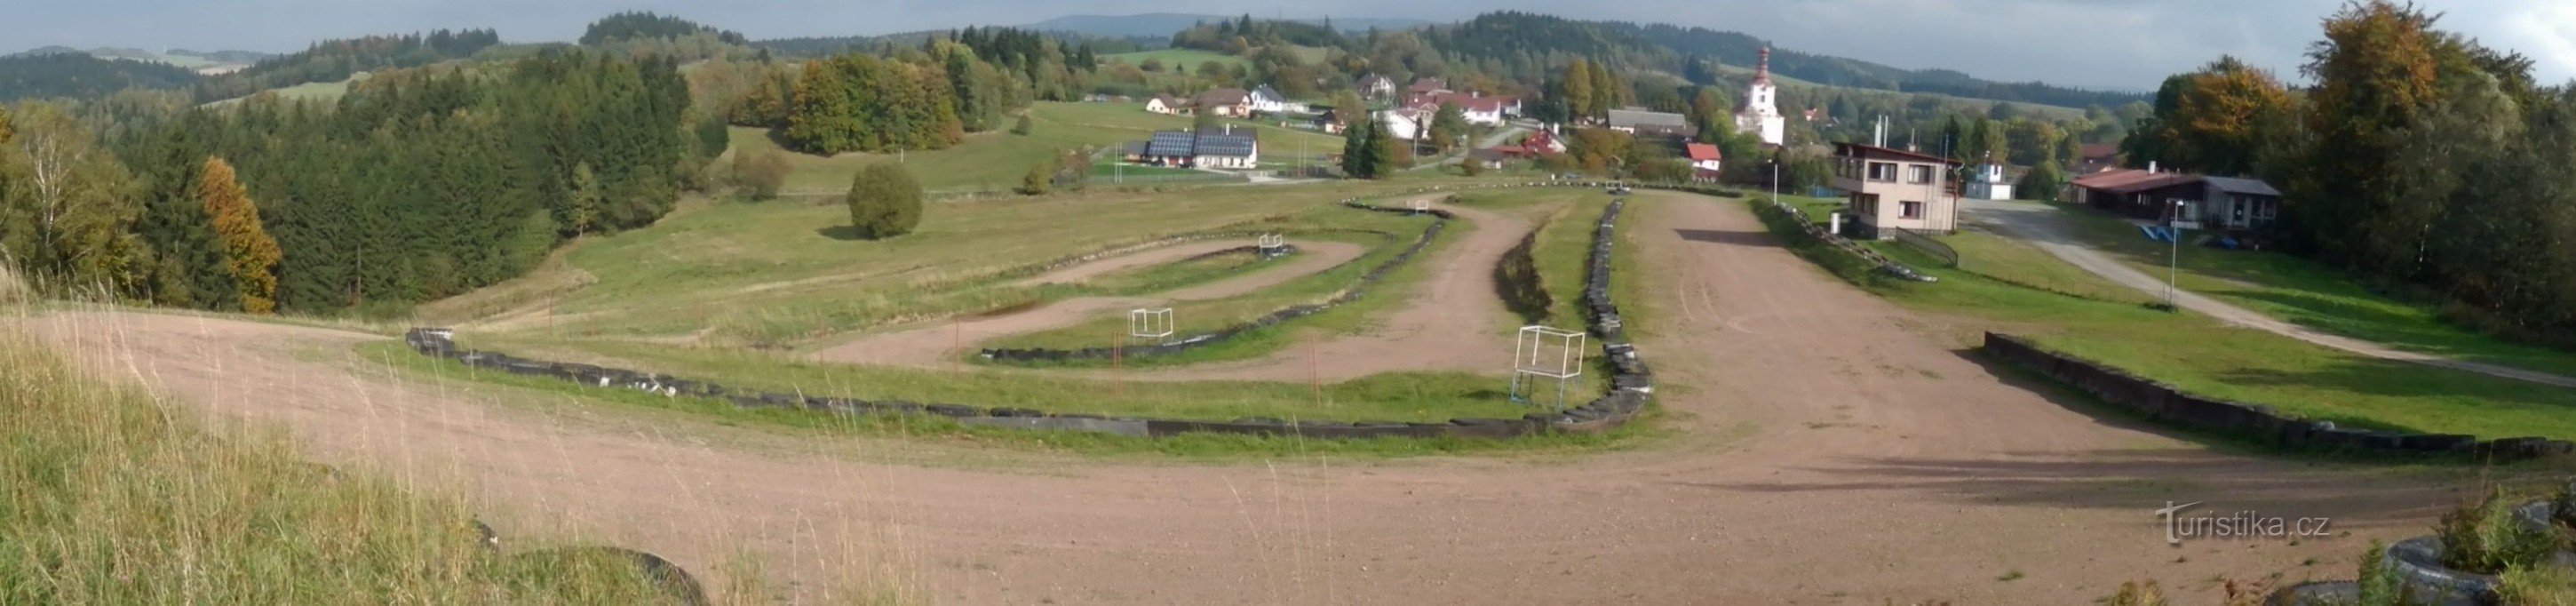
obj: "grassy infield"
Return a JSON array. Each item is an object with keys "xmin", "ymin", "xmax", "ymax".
[
  {"xmin": 390, "ymin": 185, "xmax": 1655, "ymax": 457},
  {"xmin": 1764, "ymin": 194, "xmax": 2576, "ymax": 446}
]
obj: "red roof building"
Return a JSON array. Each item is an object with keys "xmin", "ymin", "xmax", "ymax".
[{"xmin": 1686, "ymin": 143, "xmax": 1723, "ymax": 181}]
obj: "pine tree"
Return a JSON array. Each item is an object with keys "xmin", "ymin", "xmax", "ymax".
[
  {"xmin": 1364, "ymin": 119, "xmax": 1396, "ymax": 179},
  {"xmin": 195, "ymin": 156, "xmax": 282, "ymax": 314},
  {"xmin": 1340, "ymin": 116, "xmax": 1372, "ymax": 178},
  {"xmin": 567, "ymin": 162, "xmax": 601, "ymax": 235},
  {"xmin": 1018, "ymin": 156, "xmax": 1054, "ymax": 195}
]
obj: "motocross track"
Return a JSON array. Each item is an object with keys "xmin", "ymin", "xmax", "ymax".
[
  {"xmin": 30, "ymin": 190, "xmax": 2465, "ymax": 604},
  {"xmin": 807, "ymin": 238, "xmax": 1365, "ymax": 368}
]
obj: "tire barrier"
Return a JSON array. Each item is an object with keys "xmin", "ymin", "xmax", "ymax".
[
  {"xmin": 1756, "ymin": 197, "xmax": 1937, "ymax": 283},
  {"xmin": 1982, "ymin": 331, "xmax": 2574, "ymax": 461},
  {"xmin": 977, "ymin": 197, "xmax": 1452, "ymax": 364},
  {"xmin": 401, "ymin": 189, "xmax": 1658, "ymax": 441},
  {"xmin": 508, "ymin": 546, "xmax": 710, "ymax": 606}
]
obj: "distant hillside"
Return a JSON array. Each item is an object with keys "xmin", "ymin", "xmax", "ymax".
[
  {"xmin": 194, "ymin": 29, "xmax": 499, "ymax": 103},
  {"xmin": 1026, "ymin": 13, "xmax": 1432, "ymax": 39},
  {"xmin": 0, "ymin": 52, "xmax": 202, "ymax": 102},
  {"xmin": 1420, "ymin": 12, "xmax": 2144, "ymax": 109},
  {"xmin": 5, "ymin": 46, "xmax": 271, "ymax": 70}
]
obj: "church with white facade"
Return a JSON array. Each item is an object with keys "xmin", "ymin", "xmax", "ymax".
[{"xmin": 1734, "ymin": 47, "xmax": 1787, "ymax": 148}]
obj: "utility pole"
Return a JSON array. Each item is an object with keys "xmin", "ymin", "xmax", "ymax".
[
  {"xmin": 1770, "ymin": 159, "xmax": 1781, "ymax": 204},
  {"xmin": 2167, "ymin": 199, "xmax": 2182, "ymax": 311}
]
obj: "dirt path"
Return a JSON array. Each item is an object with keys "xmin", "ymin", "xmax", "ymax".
[
  {"xmin": 1114, "ymin": 200, "xmax": 1530, "ymax": 382},
  {"xmin": 807, "ymin": 239, "xmax": 1364, "ymax": 368},
  {"xmin": 1964, "ymin": 197, "xmax": 2576, "ymax": 389},
  {"xmin": 29, "ymin": 191, "xmax": 2471, "ymax": 604}
]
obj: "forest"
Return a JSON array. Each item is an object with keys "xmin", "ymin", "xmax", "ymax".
[
  {"xmin": 580, "ymin": 11, "xmax": 750, "ymax": 46},
  {"xmin": 0, "ymin": 50, "xmax": 698, "ymax": 315},
  {"xmin": 706, "ymin": 28, "xmax": 1087, "ymax": 155},
  {"xmin": 0, "ymin": 52, "xmax": 203, "ymax": 103},
  {"xmin": 192, "ymin": 29, "xmax": 502, "ymax": 103},
  {"xmin": 2119, "ymin": 1, "xmax": 2576, "ymax": 345}
]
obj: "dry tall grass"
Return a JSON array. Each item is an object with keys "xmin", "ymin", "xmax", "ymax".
[{"xmin": 0, "ymin": 319, "xmax": 679, "ymax": 602}]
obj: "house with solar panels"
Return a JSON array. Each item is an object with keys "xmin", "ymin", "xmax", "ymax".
[{"xmin": 1131, "ymin": 125, "xmax": 1261, "ymax": 170}]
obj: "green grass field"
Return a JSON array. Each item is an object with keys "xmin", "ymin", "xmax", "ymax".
[
  {"xmin": 201, "ymin": 76, "xmax": 354, "ymax": 108},
  {"xmin": 1748, "ymin": 196, "xmax": 2576, "ymax": 442},
  {"xmin": 727, "ymin": 101, "xmax": 1341, "ymax": 195},
  {"xmin": 2037, "ymin": 201, "xmax": 2576, "ymax": 379},
  {"xmin": 1103, "ymin": 49, "xmax": 1250, "ymax": 73}
]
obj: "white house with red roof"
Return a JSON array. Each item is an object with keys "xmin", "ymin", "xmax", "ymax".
[
  {"xmin": 1686, "ymin": 142, "xmax": 1724, "ymax": 181},
  {"xmin": 1403, "ymin": 91, "xmax": 1522, "ymax": 126},
  {"xmin": 1734, "ymin": 47, "xmax": 1787, "ymax": 147}
]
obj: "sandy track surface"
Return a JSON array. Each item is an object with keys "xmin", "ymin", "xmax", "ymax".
[
  {"xmin": 29, "ymin": 191, "xmax": 2469, "ymax": 604},
  {"xmin": 808, "ymin": 239, "xmax": 1365, "ymax": 368},
  {"xmin": 1965, "ymin": 198, "xmax": 2576, "ymax": 389},
  {"xmin": 1113, "ymin": 200, "xmax": 1530, "ymax": 382}
]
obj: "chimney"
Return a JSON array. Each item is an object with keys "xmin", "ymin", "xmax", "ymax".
[{"xmin": 2148, "ymin": 161, "xmax": 2158, "ymax": 174}]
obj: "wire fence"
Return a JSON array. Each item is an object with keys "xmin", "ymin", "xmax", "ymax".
[{"xmin": 1888, "ymin": 227, "xmax": 1960, "ymax": 267}]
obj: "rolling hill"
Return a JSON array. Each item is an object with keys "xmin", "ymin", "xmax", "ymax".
[{"xmin": 1025, "ymin": 13, "xmax": 1434, "ymax": 38}]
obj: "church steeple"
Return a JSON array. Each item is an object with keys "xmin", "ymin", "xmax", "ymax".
[{"xmin": 1753, "ymin": 46, "xmax": 1772, "ymax": 85}]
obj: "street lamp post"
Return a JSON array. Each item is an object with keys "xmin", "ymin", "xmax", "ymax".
[
  {"xmin": 1769, "ymin": 159, "xmax": 1781, "ymax": 204},
  {"xmin": 2167, "ymin": 200, "xmax": 2182, "ymax": 311}
]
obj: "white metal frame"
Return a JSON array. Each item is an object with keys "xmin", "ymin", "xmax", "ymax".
[
  {"xmin": 1128, "ymin": 307, "xmax": 1175, "ymax": 341},
  {"xmin": 1256, "ymin": 234, "xmax": 1286, "ymax": 254},
  {"xmin": 1508, "ymin": 325, "xmax": 1588, "ymax": 410},
  {"xmin": 1409, "ymin": 199, "xmax": 1431, "ymax": 214}
]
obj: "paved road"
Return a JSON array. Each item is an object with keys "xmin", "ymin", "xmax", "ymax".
[{"xmin": 1963, "ymin": 197, "xmax": 2576, "ymax": 389}]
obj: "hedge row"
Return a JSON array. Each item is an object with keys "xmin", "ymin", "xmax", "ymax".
[
  {"xmin": 977, "ymin": 197, "xmax": 1454, "ymax": 363},
  {"xmin": 396, "ymin": 191, "xmax": 1656, "ymax": 441},
  {"xmin": 1982, "ymin": 332, "xmax": 2573, "ymax": 460}
]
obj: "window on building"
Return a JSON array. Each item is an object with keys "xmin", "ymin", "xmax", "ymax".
[
  {"xmin": 1867, "ymin": 162, "xmax": 1898, "ymax": 181},
  {"xmin": 1908, "ymin": 165, "xmax": 1935, "ymax": 184},
  {"xmin": 1901, "ymin": 201, "xmax": 1925, "ymax": 219}
]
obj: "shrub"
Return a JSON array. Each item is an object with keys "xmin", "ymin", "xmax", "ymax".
[
  {"xmin": 2437, "ymin": 488, "xmax": 2558, "ymax": 575},
  {"xmin": 730, "ymin": 147, "xmax": 791, "ymax": 200},
  {"xmin": 844, "ymin": 163, "xmax": 923, "ymax": 239},
  {"xmin": 1017, "ymin": 159, "xmax": 1053, "ymax": 195},
  {"xmin": 1010, "ymin": 113, "xmax": 1033, "ymax": 136},
  {"xmin": 2499, "ymin": 563, "xmax": 2576, "ymax": 605}
]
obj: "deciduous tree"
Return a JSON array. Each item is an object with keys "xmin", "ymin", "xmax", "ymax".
[
  {"xmin": 195, "ymin": 156, "xmax": 281, "ymax": 314},
  {"xmin": 0, "ymin": 103, "xmax": 147, "ymax": 296},
  {"xmin": 843, "ymin": 163, "xmax": 922, "ymax": 239}
]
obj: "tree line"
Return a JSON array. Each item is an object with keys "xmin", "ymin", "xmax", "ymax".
[
  {"xmin": 702, "ymin": 31, "xmax": 1084, "ymax": 155},
  {"xmin": 193, "ymin": 29, "xmax": 502, "ymax": 103},
  {"xmin": 0, "ymin": 52, "xmax": 202, "ymax": 103},
  {"xmin": 0, "ymin": 49, "xmax": 700, "ymax": 315},
  {"xmin": 2123, "ymin": 0, "xmax": 2576, "ymax": 345}
]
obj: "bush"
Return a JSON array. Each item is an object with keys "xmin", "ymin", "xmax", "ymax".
[
  {"xmin": 2500, "ymin": 563, "xmax": 2576, "ymax": 605},
  {"xmin": 730, "ymin": 147, "xmax": 791, "ymax": 200},
  {"xmin": 2437, "ymin": 488, "xmax": 2559, "ymax": 575},
  {"xmin": 844, "ymin": 163, "xmax": 923, "ymax": 239},
  {"xmin": 1010, "ymin": 113, "xmax": 1033, "ymax": 136},
  {"xmin": 1017, "ymin": 159, "xmax": 1053, "ymax": 195},
  {"xmin": 1493, "ymin": 229, "xmax": 1551, "ymax": 323}
]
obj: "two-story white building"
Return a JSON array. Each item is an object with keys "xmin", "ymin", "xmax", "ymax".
[{"xmin": 1832, "ymin": 141, "xmax": 1962, "ymax": 239}]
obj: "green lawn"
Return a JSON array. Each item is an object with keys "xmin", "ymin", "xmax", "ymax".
[
  {"xmin": 727, "ymin": 101, "xmax": 1340, "ymax": 195},
  {"xmin": 1748, "ymin": 197, "xmax": 2576, "ymax": 442},
  {"xmin": 1103, "ymin": 49, "xmax": 1250, "ymax": 72},
  {"xmin": 201, "ymin": 77, "xmax": 354, "ymax": 108},
  {"xmin": 2038, "ymin": 201, "xmax": 2576, "ymax": 379}
]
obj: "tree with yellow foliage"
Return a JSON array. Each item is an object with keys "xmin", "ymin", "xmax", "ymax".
[{"xmin": 195, "ymin": 157, "xmax": 281, "ymax": 314}]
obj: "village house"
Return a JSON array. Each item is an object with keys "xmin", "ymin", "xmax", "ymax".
[
  {"xmin": 1310, "ymin": 108, "xmax": 1348, "ymax": 134},
  {"xmin": 1376, "ymin": 108, "xmax": 1427, "ymax": 140},
  {"xmin": 2070, "ymin": 167, "xmax": 2284, "ymax": 232},
  {"xmin": 1358, "ymin": 74, "xmax": 1397, "ymax": 99},
  {"xmin": 1832, "ymin": 141, "xmax": 1964, "ymax": 239},
  {"xmin": 1143, "ymin": 94, "xmax": 1184, "ymax": 115},
  {"xmin": 1248, "ymin": 85, "xmax": 1293, "ymax": 115},
  {"xmin": 1963, "ymin": 162, "xmax": 2015, "ymax": 200},
  {"xmin": 1405, "ymin": 91, "xmax": 1521, "ymax": 125},
  {"xmin": 2077, "ymin": 143, "xmax": 2122, "ymax": 174},
  {"xmin": 1191, "ymin": 88, "xmax": 1253, "ymax": 118},
  {"xmin": 1129, "ymin": 126, "xmax": 1260, "ymax": 170},
  {"xmin": 1408, "ymin": 77, "xmax": 1451, "ymax": 96},
  {"xmin": 1686, "ymin": 143, "xmax": 1723, "ymax": 182},
  {"xmin": 1606, "ymin": 108, "xmax": 1691, "ymax": 138}
]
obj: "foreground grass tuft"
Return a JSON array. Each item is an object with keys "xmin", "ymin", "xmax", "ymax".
[{"xmin": 0, "ymin": 327, "xmax": 680, "ymax": 602}]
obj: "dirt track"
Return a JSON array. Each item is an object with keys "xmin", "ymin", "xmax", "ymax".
[
  {"xmin": 807, "ymin": 238, "xmax": 1365, "ymax": 368},
  {"xmin": 1114, "ymin": 199, "xmax": 1530, "ymax": 382},
  {"xmin": 30, "ymin": 191, "xmax": 2467, "ymax": 604}
]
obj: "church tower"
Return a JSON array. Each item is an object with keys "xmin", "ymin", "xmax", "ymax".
[{"xmin": 1734, "ymin": 47, "xmax": 1786, "ymax": 147}]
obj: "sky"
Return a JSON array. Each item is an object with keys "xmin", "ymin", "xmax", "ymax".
[{"xmin": 4, "ymin": 0, "xmax": 2567, "ymax": 92}]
